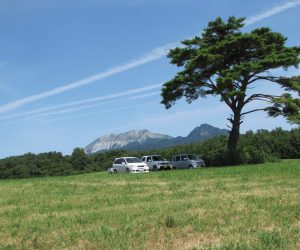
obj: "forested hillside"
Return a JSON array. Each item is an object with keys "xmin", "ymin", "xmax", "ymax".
[{"xmin": 0, "ymin": 127, "xmax": 299, "ymax": 179}]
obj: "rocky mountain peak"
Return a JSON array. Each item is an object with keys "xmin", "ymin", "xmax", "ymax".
[
  {"xmin": 85, "ymin": 129, "xmax": 173, "ymax": 154},
  {"xmin": 84, "ymin": 124, "xmax": 229, "ymax": 154}
]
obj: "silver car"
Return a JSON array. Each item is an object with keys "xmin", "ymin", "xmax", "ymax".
[
  {"xmin": 141, "ymin": 155, "xmax": 172, "ymax": 171},
  {"xmin": 110, "ymin": 157, "xmax": 149, "ymax": 174},
  {"xmin": 171, "ymin": 154, "xmax": 205, "ymax": 169}
]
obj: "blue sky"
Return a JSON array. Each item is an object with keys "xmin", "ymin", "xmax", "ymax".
[{"xmin": 0, "ymin": 0, "xmax": 299, "ymax": 158}]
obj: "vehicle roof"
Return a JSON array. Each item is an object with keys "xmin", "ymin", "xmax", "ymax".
[
  {"xmin": 115, "ymin": 157, "xmax": 139, "ymax": 160},
  {"xmin": 141, "ymin": 155, "xmax": 161, "ymax": 157},
  {"xmin": 172, "ymin": 154, "xmax": 196, "ymax": 156}
]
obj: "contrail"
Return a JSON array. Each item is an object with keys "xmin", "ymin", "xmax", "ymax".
[
  {"xmin": 0, "ymin": 43, "xmax": 177, "ymax": 114},
  {"xmin": 0, "ymin": 0, "xmax": 299, "ymax": 113},
  {"xmin": 7, "ymin": 102, "xmax": 158, "ymax": 131},
  {"xmin": 0, "ymin": 102, "xmax": 106, "ymax": 129},
  {"xmin": 128, "ymin": 91, "xmax": 161, "ymax": 100},
  {"xmin": 0, "ymin": 83, "xmax": 162, "ymax": 120},
  {"xmin": 245, "ymin": 0, "xmax": 300, "ymax": 26}
]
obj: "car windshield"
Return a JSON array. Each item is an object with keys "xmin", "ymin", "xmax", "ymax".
[
  {"xmin": 187, "ymin": 154, "xmax": 199, "ymax": 160},
  {"xmin": 125, "ymin": 157, "xmax": 142, "ymax": 163},
  {"xmin": 152, "ymin": 155, "xmax": 163, "ymax": 161}
]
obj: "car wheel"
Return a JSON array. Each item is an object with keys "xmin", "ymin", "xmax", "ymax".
[
  {"xmin": 188, "ymin": 165, "xmax": 193, "ymax": 169},
  {"xmin": 153, "ymin": 166, "xmax": 158, "ymax": 171},
  {"xmin": 125, "ymin": 168, "xmax": 130, "ymax": 173},
  {"xmin": 172, "ymin": 167, "xmax": 176, "ymax": 170},
  {"xmin": 113, "ymin": 169, "xmax": 117, "ymax": 174}
]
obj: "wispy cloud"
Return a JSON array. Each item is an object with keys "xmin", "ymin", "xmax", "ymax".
[
  {"xmin": 0, "ymin": 83, "xmax": 162, "ymax": 120},
  {"xmin": 245, "ymin": 0, "xmax": 300, "ymax": 26},
  {"xmin": 0, "ymin": 43, "xmax": 177, "ymax": 114},
  {"xmin": 0, "ymin": 0, "xmax": 299, "ymax": 114},
  {"xmin": 7, "ymin": 102, "xmax": 158, "ymax": 131},
  {"xmin": 128, "ymin": 91, "xmax": 161, "ymax": 100},
  {"xmin": 0, "ymin": 102, "xmax": 107, "ymax": 129}
]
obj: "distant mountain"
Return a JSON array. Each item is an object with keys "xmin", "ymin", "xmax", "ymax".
[
  {"xmin": 185, "ymin": 124, "xmax": 229, "ymax": 143},
  {"xmin": 84, "ymin": 124, "xmax": 229, "ymax": 154},
  {"xmin": 85, "ymin": 130, "xmax": 173, "ymax": 154}
]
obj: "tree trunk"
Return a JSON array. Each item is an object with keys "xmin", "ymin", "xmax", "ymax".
[{"xmin": 227, "ymin": 111, "xmax": 242, "ymax": 164}]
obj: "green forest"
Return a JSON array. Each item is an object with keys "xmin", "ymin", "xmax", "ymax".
[{"xmin": 0, "ymin": 127, "xmax": 299, "ymax": 179}]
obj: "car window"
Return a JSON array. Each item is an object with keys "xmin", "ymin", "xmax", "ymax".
[
  {"xmin": 181, "ymin": 155, "xmax": 188, "ymax": 161},
  {"xmin": 152, "ymin": 155, "xmax": 163, "ymax": 161},
  {"xmin": 146, "ymin": 157, "xmax": 152, "ymax": 162},
  {"xmin": 114, "ymin": 159, "xmax": 122, "ymax": 164},
  {"xmin": 141, "ymin": 157, "xmax": 146, "ymax": 162},
  {"xmin": 187, "ymin": 154, "xmax": 198, "ymax": 160},
  {"xmin": 175, "ymin": 156, "xmax": 180, "ymax": 161},
  {"xmin": 126, "ymin": 157, "xmax": 142, "ymax": 163}
]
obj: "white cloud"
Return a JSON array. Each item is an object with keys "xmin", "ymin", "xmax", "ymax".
[
  {"xmin": 0, "ymin": 85, "xmax": 163, "ymax": 129},
  {"xmin": 245, "ymin": 0, "xmax": 300, "ymax": 26},
  {"xmin": 128, "ymin": 91, "xmax": 161, "ymax": 100},
  {"xmin": 0, "ymin": 102, "xmax": 106, "ymax": 129},
  {"xmin": 0, "ymin": 43, "xmax": 177, "ymax": 114},
  {"xmin": 7, "ymin": 102, "xmax": 158, "ymax": 130},
  {"xmin": 0, "ymin": 83, "xmax": 162, "ymax": 120}
]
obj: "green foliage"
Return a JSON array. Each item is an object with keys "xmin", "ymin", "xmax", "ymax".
[
  {"xmin": 70, "ymin": 147, "xmax": 88, "ymax": 171},
  {"xmin": 134, "ymin": 128, "xmax": 299, "ymax": 167},
  {"xmin": 0, "ymin": 152, "xmax": 72, "ymax": 179},
  {"xmin": 161, "ymin": 16, "xmax": 300, "ymax": 154},
  {"xmin": 0, "ymin": 128, "xmax": 299, "ymax": 179},
  {"xmin": 268, "ymin": 92, "xmax": 300, "ymax": 124},
  {"xmin": 162, "ymin": 16, "xmax": 300, "ymax": 111}
]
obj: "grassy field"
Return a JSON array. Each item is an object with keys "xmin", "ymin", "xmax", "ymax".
[{"xmin": 0, "ymin": 160, "xmax": 299, "ymax": 249}]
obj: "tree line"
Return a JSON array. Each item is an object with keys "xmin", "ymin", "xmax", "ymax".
[{"xmin": 0, "ymin": 127, "xmax": 299, "ymax": 179}]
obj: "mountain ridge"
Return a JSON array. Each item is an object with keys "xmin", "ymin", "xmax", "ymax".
[{"xmin": 84, "ymin": 124, "xmax": 229, "ymax": 154}]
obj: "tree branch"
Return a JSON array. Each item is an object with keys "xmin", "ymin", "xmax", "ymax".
[
  {"xmin": 208, "ymin": 77, "xmax": 233, "ymax": 108},
  {"xmin": 241, "ymin": 108, "xmax": 268, "ymax": 116},
  {"xmin": 244, "ymin": 93, "xmax": 277, "ymax": 105},
  {"xmin": 248, "ymin": 75, "xmax": 286, "ymax": 85},
  {"xmin": 208, "ymin": 77, "xmax": 216, "ymax": 88}
]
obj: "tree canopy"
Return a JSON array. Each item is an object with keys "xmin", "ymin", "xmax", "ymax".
[{"xmin": 161, "ymin": 16, "xmax": 300, "ymax": 160}]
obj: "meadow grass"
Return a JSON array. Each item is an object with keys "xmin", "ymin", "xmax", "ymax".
[{"xmin": 0, "ymin": 160, "xmax": 299, "ymax": 249}]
